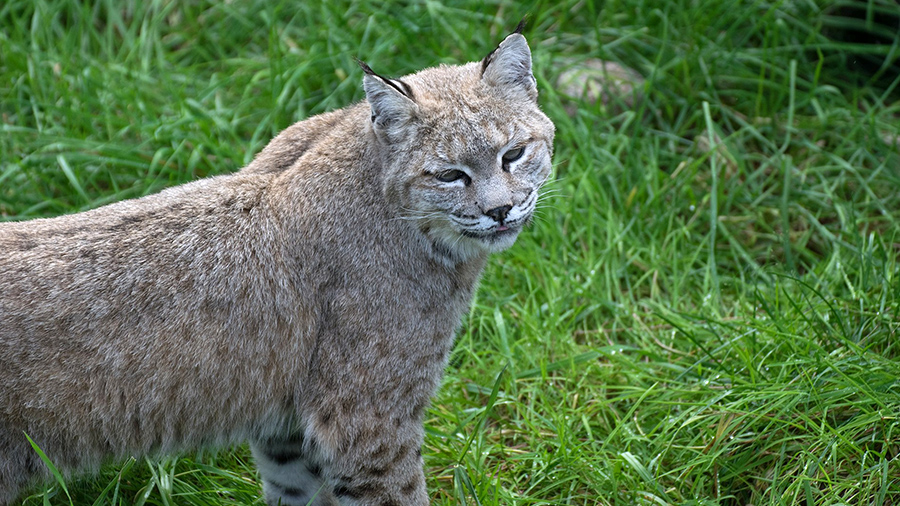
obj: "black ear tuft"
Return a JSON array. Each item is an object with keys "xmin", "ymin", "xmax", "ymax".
[
  {"xmin": 355, "ymin": 58, "xmax": 376, "ymax": 76},
  {"xmin": 513, "ymin": 17, "xmax": 527, "ymax": 35},
  {"xmin": 357, "ymin": 59, "xmax": 415, "ymax": 101}
]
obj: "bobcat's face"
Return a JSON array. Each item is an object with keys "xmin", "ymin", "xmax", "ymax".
[
  {"xmin": 411, "ymin": 112, "xmax": 553, "ymax": 258},
  {"xmin": 364, "ymin": 33, "xmax": 555, "ymax": 263}
]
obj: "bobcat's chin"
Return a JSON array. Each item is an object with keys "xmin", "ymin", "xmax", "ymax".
[
  {"xmin": 460, "ymin": 225, "xmax": 522, "ymax": 252},
  {"xmin": 426, "ymin": 221, "xmax": 523, "ymax": 266},
  {"xmin": 481, "ymin": 230, "xmax": 522, "ymax": 254}
]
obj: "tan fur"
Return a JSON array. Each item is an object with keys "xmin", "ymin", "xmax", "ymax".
[{"xmin": 0, "ymin": 32, "xmax": 554, "ymax": 505}]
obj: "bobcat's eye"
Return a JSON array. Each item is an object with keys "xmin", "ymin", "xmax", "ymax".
[
  {"xmin": 436, "ymin": 170, "xmax": 470, "ymax": 185},
  {"xmin": 502, "ymin": 147, "xmax": 525, "ymax": 166}
]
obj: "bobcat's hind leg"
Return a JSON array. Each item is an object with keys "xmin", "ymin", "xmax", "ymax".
[
  {"xmin": 0, "ymin": 433, "xmax": 47, "ymax": 506},
  {"xmin": 251, "ymin": 435, "xmax": 337, "ymax": 506}
]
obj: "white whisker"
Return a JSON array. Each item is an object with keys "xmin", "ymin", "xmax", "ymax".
[{"xmin": 537, "ymin": 189, "xmax": 564, "ymax": 199}]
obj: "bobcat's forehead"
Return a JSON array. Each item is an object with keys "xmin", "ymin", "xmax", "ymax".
[
  {"xmin": 401, "ymin": 64, "xmax": 552, "ymax": 164},
  {"xmin": 427, "ymin": 119, "xmax": 516, "ymax": 164},
  {"xmin": 412, "ymin": 64, "xmax": 545, "ymax": 127}
]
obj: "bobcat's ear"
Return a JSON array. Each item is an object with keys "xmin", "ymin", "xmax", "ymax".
[
  {"xmin": 359, "ymin": 60, "xmax": 417, "ymax": 139},
  {"xmin": 481, "ymin": 24, "xmax": 537, "ymax": 100}
]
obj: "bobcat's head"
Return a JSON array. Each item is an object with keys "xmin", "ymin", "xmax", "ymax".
[{"xmin": 363, "ymin": 30, "xmax": 555, "ymax": 264}]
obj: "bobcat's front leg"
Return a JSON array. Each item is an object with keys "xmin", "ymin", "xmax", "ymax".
[
  {"xmin": 252, "ymin": 434, "xmax": 338, "ymax": 506},
  {"xmin": 316, "ymin": 416, "xmax": 429, "ymax": 506},
  {"xmin": 300, "ymin": 365, "xmax": 433, "ymax": 506},
  {"xmin": 253, "ymin": 409, "xmax": 429, "ymax": 505}
]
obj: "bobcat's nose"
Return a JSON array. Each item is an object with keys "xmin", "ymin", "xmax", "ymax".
[{"xmin": 485, "ymin": 205, "xmax": 512, "ymax": 223}]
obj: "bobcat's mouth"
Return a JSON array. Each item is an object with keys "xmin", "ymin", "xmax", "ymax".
[{"xmin": 460, "ymin": 223, "xmax": 521, "ymax": 241}]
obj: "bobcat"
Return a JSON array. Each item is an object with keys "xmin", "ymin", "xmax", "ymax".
[{"xmin": 0, "ymin": 28, "xmax": 554, "ymax": 505}]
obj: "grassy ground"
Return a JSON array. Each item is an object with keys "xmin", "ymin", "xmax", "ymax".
[{"xmin": 2, "ymin": 0, "xmax": 900, "ymax": 504}]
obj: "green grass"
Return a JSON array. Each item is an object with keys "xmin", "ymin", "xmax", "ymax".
[{"xmin": 3, "ymin": 0, "xmax": 900, "ymax": 504}]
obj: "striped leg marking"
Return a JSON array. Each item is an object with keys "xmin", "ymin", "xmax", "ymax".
[{"xmin": 251, "ymin": 437, "xmax": 337, "ymax": 506}]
